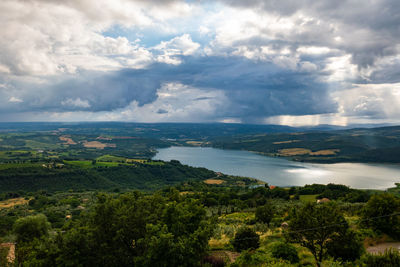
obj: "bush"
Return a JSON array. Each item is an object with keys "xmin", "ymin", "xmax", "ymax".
[
  {"xmin": 13, "ymin": 214, "xmax": 50, "ymax": 243},
  {"xmin": 362, "ymin": 249, "xmax": 400, "ymax": 266},
  {"xmin": 270, "ymin": 242, "xmax": 299, "ymax": 263},
  {"xmin": 231, "ymin": 227, "xmax": 260, "ymax": 252},
  {"xmin": 233, "ymin": 249, "xmax": 290, "ymax": 267},
  {"xmin": 202, "ymin": 255, "xmax": 225, "ymax": 267},
  {"xmin": 233, "ymin": 249, "xmax": 268, "ymax": 266}
]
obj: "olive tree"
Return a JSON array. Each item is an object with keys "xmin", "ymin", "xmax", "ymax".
[{"xmin": 285, "ymin": 203, "xmax": 348, "ymax": 267}]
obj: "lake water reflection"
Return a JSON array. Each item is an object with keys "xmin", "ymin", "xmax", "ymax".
[{"xmin": 153, "ymin": 146, "xmax": 400, "ymax": 189}]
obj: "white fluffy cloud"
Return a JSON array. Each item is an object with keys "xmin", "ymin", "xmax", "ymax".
[
  {"xmin": 0, "ymin": 0, "xmax": 195, "ymax": 77},
  {"xmin": 154, "ymin": 34, "xmax": 200, "ymax": 65}
]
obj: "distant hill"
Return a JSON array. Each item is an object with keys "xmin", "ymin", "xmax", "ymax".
[
  {"xmin": 0, "ymin": 160, "xmax": 216, "ymax": 193},
  {"xmin": 210, "ymin": 125, "xmax": 400, "ymax": 163},
  {"xmin": 1, "ymin": 122, "xmax": 400, "ymax": 163},
  {"xmin": 0, "ymin": 122, "xmax": 297, "ymax": 138}
]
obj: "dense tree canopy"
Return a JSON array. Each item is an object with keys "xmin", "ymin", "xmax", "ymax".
[{"xmin": 13, "ymin": 193, "xmax": 214, "ymax": 266}]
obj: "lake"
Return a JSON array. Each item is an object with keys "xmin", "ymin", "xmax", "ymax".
[{"xmin": 153, "ymin": 146, "xmax": 400, "ymax": 189}]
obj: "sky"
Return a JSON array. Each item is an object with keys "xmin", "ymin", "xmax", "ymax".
[{"xmin": 1, "ymin": 0, "xmax": 400, "ymax": 126}]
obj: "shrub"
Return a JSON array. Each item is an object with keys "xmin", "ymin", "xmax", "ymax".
[
  {"xmin": 362, "ymin": 249, "xmax": 400, "ymax": 266},
  {"xmin": 270, "ymin": 242, "xmax": 299, "ymax": 263},
  {"xmin": 233, "ymin": 249, "xmax": 290, "ymax": 267},
  {"xmin": 13, "ymin": 214, "xmax": 50, "ymax": 243},
  {"xmin": 202, "ymin": 255, "xmax": 225, "ymax": 267},
  {"xmin": 231, "ymin": 227, "xmax": 260, "ymax": 252}
]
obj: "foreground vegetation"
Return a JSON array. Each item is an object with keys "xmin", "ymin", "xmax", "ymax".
[{"xmin": 1, "ymin": 181, "xmax": 399, "ymax": 266}]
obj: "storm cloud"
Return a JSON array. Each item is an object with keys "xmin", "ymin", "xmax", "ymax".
[{"xmin": 1, "ymin": 0, "xmax": 400, "ymax": 125}]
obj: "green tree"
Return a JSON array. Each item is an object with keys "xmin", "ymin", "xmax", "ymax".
[
  {"xmin": 326, "ymin": 229, "xmax": 364, "ymax": 262},
  {"xmin": 362, "ymin": 193, "xmax": 400, "ymax": 238},
  {"xmin": 285, "ymin": 203, "xmax": 348, "ymax": 267},
  {"xmin": 13, "ymin": 215, "xmax": 58, "ymax": 266},
  {"xmin": 13, "ymin": 214, "xmax": 49, "ymax": 243},
  {"xmin": 255, "ymin": 202, "xmax": 274, "ymax": 226},
  {"xmin": 231, "ymin": 227, "xmax": 260, "ymax": 252}
]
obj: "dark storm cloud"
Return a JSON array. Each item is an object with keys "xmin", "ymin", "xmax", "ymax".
[
  {"xmin": 367, "ymin": 62, "xmax": 400, "ymax": 84},
  {"xmin": 1, "ymin": 55, "xmax": 336, "ymax": 122}
]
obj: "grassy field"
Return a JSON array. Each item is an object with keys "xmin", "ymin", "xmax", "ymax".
[{"xmin": 299, "ymin": 194, "xmax": 318, "ymax": 202}]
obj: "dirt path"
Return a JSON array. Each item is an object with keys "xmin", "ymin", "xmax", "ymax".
[
  {"xmin": 366, "ymin": 242, "xmax": 400, "ymax": 254},
  {"xmin": 224, "ymin": 251, "xmax": 240, "ymax": 263}
]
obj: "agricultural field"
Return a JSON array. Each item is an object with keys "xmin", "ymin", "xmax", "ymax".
[{"xmin": 0, "ymin": 129, "xmax": 170, "ymax": 164}]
